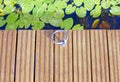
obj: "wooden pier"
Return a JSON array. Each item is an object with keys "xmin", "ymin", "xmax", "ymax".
[{"xmin": 0, "ymin": 30, "xmax": 120, "ymax": 82}]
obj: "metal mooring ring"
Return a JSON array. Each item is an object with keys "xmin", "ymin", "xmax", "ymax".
[{"xmin": 51, "ymin": 30, "xmax": 69, "ymax": 47}]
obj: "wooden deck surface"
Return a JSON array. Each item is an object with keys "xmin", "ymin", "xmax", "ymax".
[{"xmin": 0, "ymin": 30, "xmax": 120, "ymax": 82}]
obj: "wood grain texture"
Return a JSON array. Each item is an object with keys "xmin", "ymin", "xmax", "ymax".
[
  {"xmin": 0, "ymin": 31, "xmax": 3, "ymax": 80},
  {"xmin": 73, "ymin": 30, "xmax": 91, "ymax": 82},
  {"xmin": 73, "ymin": 31, "xmax": 79, "ymax": 82},
  {"xmin": 35, "ymin": 30, "xmax": 54, "ymax": 82},
  {"xmin": 15, "ymin": 30, "xmax": 35, "ymax": 82},
  {"xmin": 55, "ymin": 31, "xmax": 73, "ymax": 82},
  {"xmin": 0, "ymin": 31, "xmax": 16, "ymax": 82},
  {"xmin": 116, "ymin": 30, "xmax": 120, "ymax": 82},
  {"xmin": 90, "ymin": 30, "xmax": 109, "ymax": 82},
  {"xmin": 107, "ymin": 30, "xmax": 120, "ymax": 82},
  {"xmin": 0, "ymin": 30, "xmax": 120, "ymax": 82}
]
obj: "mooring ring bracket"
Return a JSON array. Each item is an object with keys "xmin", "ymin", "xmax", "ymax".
[{"xmin": 51, "ymin": 30, "xmax": 69, "ymax": 47}]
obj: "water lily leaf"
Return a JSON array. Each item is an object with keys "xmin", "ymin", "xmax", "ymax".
[
  {"xmin": 53, "ymin": 8, "xmax": 64, "ymax": 19},
  {"xmin": 34, "ymin": 0, "xmax": 42, "ymax": 7},
  {"xmin": 48, "ymin": 4, "xmax": 56, "ymax": 12},
  {"xmin": 74, "ymin": 0, "xmax": 83, "ymax": 6},
  {"xmin": 23, "ymin": 14, "xmax": 33, "ymax": 28},
  {"xmin": 72, "ymin": 24, "xmax": 84, "ymax": 30},
  {"xmin": 49, "ymin": 18, "xmax": 62, "ymax": 27},
  {"xmin": 54, "ymin": 1, "xmax": 67, "ymax": 9},
  {"xmin": 90, "ymin": 5, "xmax": 101, "ymax": 18},
  {"xmin": 60, "ymin": 18, "xmax": 73, "ymax": 30},
  {"xmin": 110, "ymin": 6, "xmax": 120, "ymax": 15},
  {"xmin": 0, "ymin": 4, "xmax": 4, "ymax": 9},
  {"xmin": 93, "ymin": 0, "xmax": 100, "ymax": 4},
  {"xmin": 43, "ymin": 0, "xmax": 54, "ymax": 3},
  {"xmin": 16, "ymin": 20, "xmax": 24, "ymax": 28},
  {"xmin": 20, "ymin": 1, "xmax": 34, "ymax": 13},
  {"xmin": 6, "ymin": 13, "xmax": 18, "ymax": 24},
  {"xmin": 4, "ymin": 0, "xmax": 11, "ymax": 5},
  {"xmin": 65, "ymin": 4, "xmax": 76, "ymax": 15},
  {"xmin": 33, "ymin": 6, "xmax": 45, "ymax": 18},
  {"xmin": 0, "ymin": 8, "xmax": 4, "ymax": 16},
  {"xmin": 5, "ymin": 22, "xmax": 18, "ymax": 30},
  {"xmin": 84, "ymin": 0, "xmax": 95, "ymax": 11},
  {"xmin": 101, "ymin": 1, "xmax": 111, "ymax": 9},
  {"xmin": 40, "ymin": 12, "xmax": 52, "ymax": 23},
  {"xmin": 76, "ymin": 7, "xmax": 87, "ymax": 18},
  {"xmin": 5, "ymin": 13, "xmax": 18, "ymax": 30},
  {"xmin": 17, "ymin": 14, "xmax": 33, "ymax": 29},
  {"xmin": 32, "ymin": 21, "xmax": 45, "ymax": 30},
  {"xmin": 3, "ymin": 4, "xmax": 15, "ymax": 14},
  {"xmin": 110, "ymin": 0, "xmax": 118, "ymax": 6},
  {"xmin": 0, "ymin": 17, "xmax": 6, "ymax": 27},
  {"xmin": 0, "ymin": 0, "xmax": 2, "ymax": 4},
  {"xmin": 33, "ymin": 3, "xmax": 47, "ymax": 18}
]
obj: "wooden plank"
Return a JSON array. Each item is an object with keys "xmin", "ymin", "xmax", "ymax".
[
  {"xmin": 73, "ymin": 30, "xmax": 91, "ymax": 82},
  {"xmin": 1, "ymin": 30, "xmax": 120, "ymax": 82},
  {"xmin": 35, "ymin": 30, "xmax": 54, "ymax": 82},
  {"xmin": 55, "ymin": 31, "xmax": 73, "ymax": 82},
  {"xmin": 0, "ymin": 31, "xmax": 17, "ymax": 82},
  {"xmin": 73, "ymin": 31, "xmax": 79, "ymax": 82},
  {"xmin": 90, "ymin": 30, "xmax": 109, "ymax": 82},
  {"xmin": 100, "ymin": 30, "xmax": 110, "ymax": 82},
  {"xmin": 83, "ymin": 30, "xmax": 91, "ymax": 82},
  {"xmin": 0, "ymin": 31, "xmax": 3, "ymax": 80},
  {"xmin": 116, "ymin": 30, "xmax": 120, "ymax": 82},
  {"xmin": 68, "ymin": 31, "xmax": 73, "ymax": 82},
  {"xmin": 90, "ymin": 30, "xmax": 96, "ymax": 82},
  {"xmin": 54, "ymin": 31, "xmax": 60, "ymax": 82},
  {"xmin": 59, "ymin": 32, "xmax": 64, "ymax": 82},
  {"xmin": 107, "ymin": 30, "xmax": 120, "ymax": 82},
  {"xmin": 0, "ymin": 31, "xmax": 7, "ymax": 82},
  {"xmin": 16, "ymin": 30, "xmax": 35, "ymax": 82}
]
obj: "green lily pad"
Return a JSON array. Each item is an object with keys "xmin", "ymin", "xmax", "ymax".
[
  {"xmin": 32, "ymin": 21, "xmax": 45, "ymax": 30},
  {"xmin": 60, "ymin": 18, "xmax": 73, "ymax": 30},
  {"xmin": 76, "ymin": 7, "xmax": 87, "ymax": 18},
  {"xmin": 72, "ymin": 24, "xmax": 84, "ymax": 30},
  {"xmin": 49, "ymin": 18, "xmax": 62, "ymax": 27},
  {"xmin": 65, "ymin": 4, "xmax": 76, "ymax": 15},
  {"xmin": 74, "ymin": 0, "xmax": 83, "ymax": 6},
  {"xmin": 110, "ymin": 6, "xmax": 120, "ymax": 15}
]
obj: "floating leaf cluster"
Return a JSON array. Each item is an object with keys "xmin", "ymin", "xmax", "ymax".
[{"xmin": 0, "ymin": 0, "xmax": 120, "ymax": 30}]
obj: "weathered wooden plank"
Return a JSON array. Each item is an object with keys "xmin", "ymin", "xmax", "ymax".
[
  {"xmin": 116, "ymin": 30, "xmax": 120, "ymax": 82},
  {"xmin": 100, "ymin": 30, "xmax": 110, "ymax": 82},
  {"xmin": 35, "ymin": 30, "xmax": 54, "ymax": 82},
  {"xmin": 59, "ymin": 32, "xmax": 64, "ymax": 82},
  {"xmin": 73, "ymin": 30, "xmax": 91, "ymax": 82},
  {"xmin": 16, "ymin": 30, "xmax": 35, "ymax": 82},
  {"xmin": 73, "ymin": 31, "xmax": 79, "ymax": 82},
  {"xmin": 90, "ymin": 30, "xmax": 109, "ymax": 82},
  {"xmin": 0, "ymin": 31, "xmax": 7, "ymax": 82},
  {"xmin": 84, "ymin": 30, "xmax": 91, "ymax": 82},
  {"xmin": 107, "ymin": 30, "xmax": 120, "ymax": 82},
  {"xmin": 68, "ymin": 31, "xmax": 73, "ymax": 82},
  {"xmin": 55, "ymin": 31, "xmax": 60, "ymax": 82},
  {"xmin": 55, "ymin": 31, "xmax": 73, "ymax": 82},
  {"xmin": 0, "ymin": 31, "xmax": 16, "ymax": 82},
  {"xmin": 0, "ymin": 31, "xmax": 3, "ymax": 80},
  {"xmin": 1, "ymin": 30, "xmax": 120, "ymax": 82},
  {"xmin": 90, "ymin": 30, "xmax": 96, "ymax": 82}
]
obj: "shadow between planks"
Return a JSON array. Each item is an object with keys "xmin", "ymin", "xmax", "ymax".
[{"xmin": 0, "ymin": 30, "xmax": 120, "ymax": 82}]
